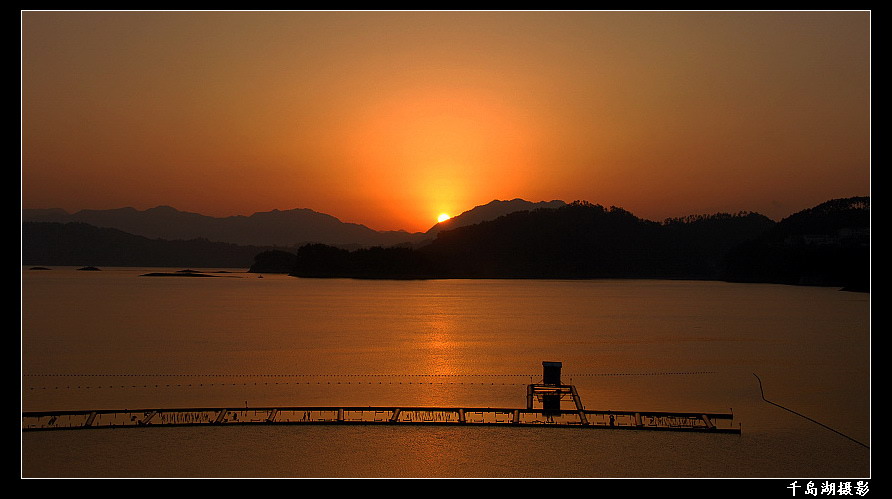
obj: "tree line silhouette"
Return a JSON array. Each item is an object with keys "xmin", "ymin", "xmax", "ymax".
[
  {"xmin": 251, "ymin": 198, "xmax": 868, "ymax": 290},
  {"xmin": 721, "ymin": 197, "xmax": 869, "ymax": 290}
]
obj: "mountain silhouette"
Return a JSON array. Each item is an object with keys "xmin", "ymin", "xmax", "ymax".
[
  {"xmin": 418, "ymin": 201, "xmax": 776, "ymax": 279},
  {"xmin": 22, "ymin": 200, "xmax": 563, "ymax": 249},
  {"xmin": 721, "ymin": 197, "xmax": 869, "ymax": 290},
  {"xmin": 281, "ymin": 197, "xmax": 868, "ymax": 289},
  {"xmin": 22, "ymin": 221, "xmax": 279, "ymax": 269},
  {"xmin": 22, "ymin": 197, "xmax": 870, "ymax": 290},
  {"xmin": 21, "ymin": 205, "xmax": 426, "ymax": 248},
  {"xmin": 425, "ymin": 199, "xmax": 566, "ymax": 235}
]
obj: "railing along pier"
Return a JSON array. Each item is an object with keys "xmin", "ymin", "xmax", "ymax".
[
  {"xmin": 22, "ymin": 406, "xmax": 738, "ymax": 433},
  {"xmin": 22, "ymin": 362, "xmax": 740, "ymax": 434}
]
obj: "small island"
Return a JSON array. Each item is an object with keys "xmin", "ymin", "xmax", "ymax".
[{"xmin": 140, "ymin": 269, "xmax": 218, "ymax": 277}]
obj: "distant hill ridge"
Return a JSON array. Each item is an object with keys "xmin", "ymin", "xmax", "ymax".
[
  {"xmin": 21, "ymin": 221, "xmax": 279, "ymax": 269},
  {"xmin": 22, "ymin": 199, "xmax": 566, "ymax": 248},
  {"xmin": 426, "ymin": 199, "xmax": 566, "ymax": 235},
  {"xmin": 22, "ymin": 196, "xmax": 869, "ymax": 290},
  {"xmin": 22, "ymin": 205, "xmax": 408, "ymax": 248}
]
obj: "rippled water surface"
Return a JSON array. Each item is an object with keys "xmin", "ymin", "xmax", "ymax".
[{"xmin": 21, "ymin": 268, "xmax": 870, "ymax": 478}]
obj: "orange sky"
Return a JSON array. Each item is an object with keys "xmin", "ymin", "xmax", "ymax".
[{"xmin": 21, "ymin": 11, "xmax": 870, "ymax": 233}]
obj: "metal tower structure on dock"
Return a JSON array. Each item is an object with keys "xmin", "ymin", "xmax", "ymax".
[{"xmin": 526, "ymin": 361, "xmax": 589, "ymax": 424}]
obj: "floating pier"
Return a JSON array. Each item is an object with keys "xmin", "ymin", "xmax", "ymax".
[
  {"xmin": 22, "ymin": 406, "xmax": 738, "ymax": 433},
  {"xmin": 21, "ymin": 362, "xmax": 740, "ymax": 434}
]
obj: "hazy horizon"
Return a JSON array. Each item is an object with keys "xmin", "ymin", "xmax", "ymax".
[{"xmin": 22, "ymin": 11, "xmax": 870, "ymax": 233}]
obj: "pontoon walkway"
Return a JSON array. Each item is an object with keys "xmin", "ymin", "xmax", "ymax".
[{"xmin": 22, "ymin": 406, "xmax": 739, "ymax": 433}]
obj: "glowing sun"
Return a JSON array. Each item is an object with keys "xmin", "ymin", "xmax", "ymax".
[{"xmin": 437, "ymin": 213, "xmax": 451, "ymax": 223}]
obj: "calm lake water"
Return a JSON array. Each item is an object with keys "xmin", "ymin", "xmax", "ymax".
[{"xmin": 20, "ymin": 267, "xmax": 871, "ymax": 478}]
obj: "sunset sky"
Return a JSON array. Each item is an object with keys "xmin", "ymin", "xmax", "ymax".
[{"xmin": 21, "ymin": 11, "xmax": 870, "ymax": 233}]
